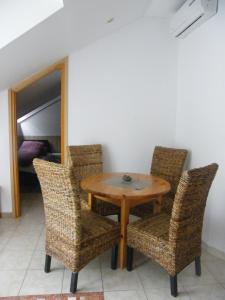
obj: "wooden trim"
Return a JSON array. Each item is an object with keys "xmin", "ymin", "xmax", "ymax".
[
  {"xmin": 9, "ymin": 58, "xmax": 68, "ymax": 217},
  {"xmin": 9, "ymin": 89, "xmax": 20, "ymax": 217},
  {"xmin": 60, "ymin": 57, "xmax": 68, "ymax": 163}
]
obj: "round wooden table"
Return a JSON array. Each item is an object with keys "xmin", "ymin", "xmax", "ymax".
[{"xmin": 81, "ymin": 172, "xmax": 170, "ymax": 269}]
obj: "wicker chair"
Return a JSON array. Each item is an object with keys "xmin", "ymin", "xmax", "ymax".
[
  {"xmin": 131, "ymin": 146, "xmax": 188, "ymax": 218},
  {"xmin": 67, "ymin": 144, "xmax": 120, "ymax": 216},
  {"xmin": 33, "ymin": 158, "xmax": 120, "ymax": 294},
  {"xmin": 127, "ymin": 163, "xmax": 218, "ymax": 297}
]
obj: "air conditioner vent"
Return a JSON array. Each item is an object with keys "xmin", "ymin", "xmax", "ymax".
[{"xmin": 171, "ymin": 0, "xmax": 218, "ymax": 38}]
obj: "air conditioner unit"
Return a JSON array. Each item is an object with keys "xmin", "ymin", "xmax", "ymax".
[{"xmin": 171, "ymin": 0, "xmax": 218, "ymax": 38}]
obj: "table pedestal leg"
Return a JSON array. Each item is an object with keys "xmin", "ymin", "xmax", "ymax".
[
  {"xmin": 88, "ymin": 193, "xmax": 93, "ymax": 210},
  {"xmin": 153, "ymin": 195, "xmax": 162, "ymax": 214},
  {"xmin": 119, "ymin": 198, "xmax": 129, "ymax": 269}
]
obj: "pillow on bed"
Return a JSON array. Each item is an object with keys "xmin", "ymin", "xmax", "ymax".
[{"xmin": 18, "ymin": 141, "xmax": 45, "ymax": 167}]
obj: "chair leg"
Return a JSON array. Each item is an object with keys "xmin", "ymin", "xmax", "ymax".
[
  {"xmin": 111, "ymin": 245, "xmax": 118, "ymax": 270},
  {"xmin": 195, "ymin": 256, "xmax": 201, "ymax": 276},
  {"xmin": 127, "ymin": 247, "xmax": 134, "ymax": 271},
  {"xmin": 118, "ymin": 213, "xmax": 121, "ymax": 222},
  {"xmin": 170, "ymin": 275, "xmax": 178, "ymax": 297},
  {"xmin": 44, "ymin": 255, "xmax": 51, "ymax": 273},
  {"xmin": 70, "ymin": 272, "xmax": 79, "ymax": 294}
]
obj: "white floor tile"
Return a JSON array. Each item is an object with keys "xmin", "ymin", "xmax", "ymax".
[
  {"xmin": 179, "ymin": 262, "xmax": 217, "ymax": 287},
  {"xmin": 205, "ymin": 259, "xmax": 225, "ymax": 283},
  {"xmin": 185, "ymin": 283, "xmax": 225, "ymax": 300},
  {"xmin": 0, "ymin": 240, "xmax": 7, "ymax": 251},
  {"xmin": 62, "ymin": 258, "xmax": 102, "ymax": 293},
  {"xmin": 136, "ymin": 260, "xmax": 170, "ymax": 289},
  {"xmin": 35, "ymin": 231, "xmax": 46, "ymax": 251},
  {"xmin": 104, "ymin": 290, "xmax": 147, "ymax": 300},
  {"xmin": 5, "ymin": 232, "xmax": 40, "ymax": 251},
  {"xmin": 201, "ymin": 250, "xmax": 223, "ymax": 262},
  {"xmin": 14, "ymin": 223, "xmax": 44, "ymax": 236},
  {"xmin": 29, "ymin": 250, "xmax": 64, "ymax": 271},
  {"xmin": 0, "ymin": 220, "xmax": 20, "ymax": 233},
  {"xmin": 0, "ymin": 270, "xmax": 26, "ymax": 296},
  {"xmin": 102, "ymin": 268, "xmax": 143, "ymax": 292},
  {"xmin": 0, "ymin": 230, "xmax": 15, "ymax": 251},
  {"xmin": 144, "ymin": 287, "xmax": 190, "ymax": 300},
  {"xmin": 19, "ymin": 269, "xmax": 64, "ymax": 295},
  {"xmin": 0, "ymin": 249, "xmax": 33, "ymax": 270},
  {"xmin": 0, "ymin": 218, "xmax": 21, "ymax": 227}
]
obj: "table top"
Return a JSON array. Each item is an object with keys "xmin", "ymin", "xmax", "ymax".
[{"xmin": 81, "ymin": 172, "xmax": 170, "ymax": 201}]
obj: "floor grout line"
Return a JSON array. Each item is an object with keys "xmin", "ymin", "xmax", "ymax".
[
  {"xmin": 61, "ymin": 267, "xmax": 66, "ymax": 293},
  {"xmin": 134, "ymin": 262, "xmax": 149, "ymax": 300},
  {"xmin": 99, "ymin": 256, "xmax": 104, "ymax": 293}
]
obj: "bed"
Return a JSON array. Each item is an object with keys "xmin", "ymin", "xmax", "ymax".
[
  {"xmin": 18, "ymin": 140, "xmax": 52, "ymax": 171},
  {"xmin": 18, "ymin": 139, "xmax": 57, "ymax": 190}
]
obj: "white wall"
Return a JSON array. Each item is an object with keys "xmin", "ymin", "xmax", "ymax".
[
  {"xmin": 175, "ymin": 0, "xmax": 225, "ymax": 252},
  {"xmin": 0, "ymin": 6, "xmax": 224, "ymax": 256},
  {"xmin": 18, "ymin": 100, "xmax": 61, "ymax": 137},
  {"xmin": 68, "ymin": 17, "xmax": 178, "ymax": 173},
  {"xmin": 0, "ymin": 90, "xmax": 12, "ymax": 213}
]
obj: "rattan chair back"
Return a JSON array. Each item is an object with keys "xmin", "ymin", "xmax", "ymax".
[
  {"xmin": 151, "ymin": 146, "xmax": 188, "ymax": 196},
  {"xmin": 67, "ymin": 144, "xmax": 103, "ymax": 185},
  {"xmin": 169, "ymin": 163, "xmax": 218, "ymax": 251}
]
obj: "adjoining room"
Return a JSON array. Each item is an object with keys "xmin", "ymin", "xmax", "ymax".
[{"xmin": 16, "ymin": 70, "xmax": 62, "ymax": 213}]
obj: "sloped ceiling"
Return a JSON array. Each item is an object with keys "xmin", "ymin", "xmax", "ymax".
[
  {"xmin": 0, "ymin": 0, "xmax": 151, "ymax": 91},
  {"xmin": 17, "ymin": 71, "xmax": 61, "ymax": 119},
  {"xmin": 0, "ymin": 0, "xmax": 185, "ymax": 92},
  {"xmin": 0, "ymin": 0, "xmax": 64, "ymax": 50}
]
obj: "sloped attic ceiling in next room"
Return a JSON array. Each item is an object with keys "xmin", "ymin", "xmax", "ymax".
[
  {"xmin": 16, "ymin": 70, "xmax": 61, "ymax": 119},
  {"xmin": 0, "ymin": 0, "xmax": 185, "ymax": 92}
]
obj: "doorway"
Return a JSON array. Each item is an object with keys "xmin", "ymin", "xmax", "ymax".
[{"xmin": 9, "ymin": 59, "xmax": 68, "ymax": 217}]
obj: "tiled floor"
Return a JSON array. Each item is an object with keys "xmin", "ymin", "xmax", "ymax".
[{"xmin": 1, "ymin": 193, "xmax": 225, "ymax": 299}]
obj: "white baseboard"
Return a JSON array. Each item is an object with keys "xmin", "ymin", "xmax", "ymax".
[{"xmin": 203, "ymin": 241, "xmax": 225, "ymax": 261}]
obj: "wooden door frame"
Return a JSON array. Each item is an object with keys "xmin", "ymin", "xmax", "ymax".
[{"xmin": 9, "ymin": 58, "xmax": 68, "ymax": 218}]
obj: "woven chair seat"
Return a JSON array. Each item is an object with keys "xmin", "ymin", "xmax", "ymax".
[
  {"xmin": 78, "ymin": 210, "xmax": 120, "ymax": 270},
  {"xmin": 127, "ymin": 213, "xmax": 172, "ymax": 274},
  {"xmin": 128, "ymin": 213, "xmax": 170, "ymax": 249},
  {"xmin": 81, "ymin": 210, "xmax": 120, "ymax": 248}
]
